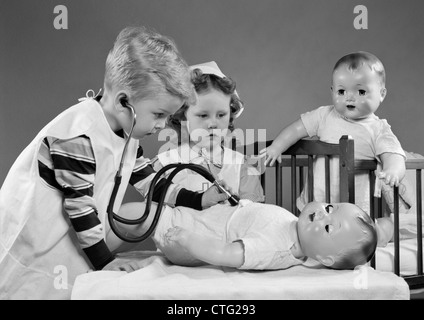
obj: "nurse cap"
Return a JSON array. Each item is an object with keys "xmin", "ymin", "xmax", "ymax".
[{"xmin": 189, "ymin": 61, "xmax": 244, "ymax": 118}]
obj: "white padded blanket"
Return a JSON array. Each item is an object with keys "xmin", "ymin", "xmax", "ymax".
[
  {"xmin": 71, "ymin": 251, "xmax": 409, "ymax": 300},
  {"xmin": 375, "ymin": 238, "xmax": 423, "ymax": 276}
]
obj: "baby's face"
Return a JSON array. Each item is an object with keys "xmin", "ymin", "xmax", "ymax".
[
  {"xmin": 185, "ymin": 89, "xmax": 231, "ymax": 150},
  {"xmin": 297, "ymin": 202, "xmax": 368, "ymax": 265},
  {"xmin": 331, "ymin": 64, "xmax": 386, "ymax": 120}
]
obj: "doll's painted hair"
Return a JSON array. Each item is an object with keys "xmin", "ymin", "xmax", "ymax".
[
  {"xmin": 333, "ymin": 51, "xmax": 386, "ymax": 86},
  {"xmin": 167, "ymin": 67, "xmax": 243, "ymax": 143},
  {"xmin": 104, "ymin": 26, "xmax": 196, "ymax": 104},
  {"xmin": 330, "ymin": 207, "xmax": 378, "ymax": 270}
]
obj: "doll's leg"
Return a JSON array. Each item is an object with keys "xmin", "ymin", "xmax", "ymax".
[{"xmin": 165, "ymin": 226, "xmax": 244, "ymax": 268}]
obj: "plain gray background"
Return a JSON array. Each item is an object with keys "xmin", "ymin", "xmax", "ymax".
[{"xmin": 1, "ymin": 0, "xmax": 424, "ymax": 248}]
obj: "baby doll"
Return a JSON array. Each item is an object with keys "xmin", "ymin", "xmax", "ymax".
[
  {"xmin": 262, "ymin": 51, "xmax": 406, "ymax": 213},
  {"xmin": 108, "ymin": 201, "xmax": 379, "ymax": 271}
]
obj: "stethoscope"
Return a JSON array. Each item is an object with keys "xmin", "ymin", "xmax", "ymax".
[{"xmin": 107, "ymin": 97, "xmax": 239, "ymax": 243}]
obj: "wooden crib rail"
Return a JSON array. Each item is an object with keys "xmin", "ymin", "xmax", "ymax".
[
  {"xmin": 252, "ymin": 135, "xmax": 355, "ymax": 213},
  {"xmin": 354, "ymin": 158, "xmax": 424, "ymax": 287},
  {"xmin": 239, "ymin": 135, "xmax": 355, "ymax": 212},
  {"xmin": 240, "ymin": 136, "xmax": 424, "ymax": 289},
  {"xmin": 398, "ymin": 160, "xmax": 423, "ymax": 288}
]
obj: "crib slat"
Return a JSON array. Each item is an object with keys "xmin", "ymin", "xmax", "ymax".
[
  {"xmin": 276, "ymin": 162, "xmax": 282, "ymax": 207},
  {"xmin": 291, "ymin": 156, "xmax": 297, "ymax": 214},
  {"xmin": 308, "ymin": 156, "xmax": 314, "ymax": 202},
  {"xmin": 325, "ymin": 155, "xmax": 330, "ymax": 203},
  {"xmin": 369, "ymin": 171, "xmax": 376, "ymax": 269},
  {"xmin": 299, "ymin": 167, "xmax": 304, "ymax": 192},
  {"xmin": 378, "ymin": 195, "xmax": 383, "ymax": 219},
  {"xmin": 339, "ymin": 136, "xmax": 355, "ymax": 203},
  {"xmin": 417, "ymin": 169, "xmax": 423, "ymax": 275},
  {"xmin": 394, "ymin": 186, "xmax": 400, "ymax": 276},
  {"xmin": 369, "ymin": 171, "xmax": 375, "ymax": 221},
  {"xmin": 260, "ymin": 172, "xmax": 266, "ymax": 193}
]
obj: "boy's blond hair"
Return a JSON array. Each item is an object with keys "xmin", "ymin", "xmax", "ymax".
[{"xmin": 104, "ymin": 26, "xmax": 196, "ymax": 104}]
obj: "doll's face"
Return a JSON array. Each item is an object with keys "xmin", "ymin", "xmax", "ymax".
[
  {"xmin": 185, "ymin": 89, "xmax": 231, "ymax": 150},
  {"xmin": 297, "ymin": 202, "xmax": 369, "ymax": 266},
  {"xmin": 331, "ymin": 64, "xmax": 386, "ymax": 120}
]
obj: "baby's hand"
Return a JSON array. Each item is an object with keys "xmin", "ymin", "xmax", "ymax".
[
  {"xmin": 378, "ymin": 170, "xmax": 402, "ymax": 187},
  {"xmin": 378, "ymin": 153, "xmax": 405, "ymax": 188},
  {"xmin": 260, "ymin": 145, "xmax": 282, "ymax": 167}
]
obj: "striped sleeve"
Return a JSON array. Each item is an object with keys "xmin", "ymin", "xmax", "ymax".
[
  {"xmin": 38, "ymin": 135, "xmax": 113, "ymax": 270},
  {"xmin": 130, "ymin": 146, "xmax": 202, "ymax": 210}
]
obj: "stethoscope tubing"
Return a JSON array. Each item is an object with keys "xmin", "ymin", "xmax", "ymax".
[
  {"xmin": 107, "ymin": 162, "xmax": 225, "ymax": 243},
  {"xmin": 107, "ymin": 103, "xmax": 239, "ymax": 243}
]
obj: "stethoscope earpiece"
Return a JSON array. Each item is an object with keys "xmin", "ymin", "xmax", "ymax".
[
  {"xmin": 119, "ymin": 95, "xmax": 129, "ymax": 107},
  {"xmin": 116, "ymin": 95, "xmax": 137, "ymax": 177}
]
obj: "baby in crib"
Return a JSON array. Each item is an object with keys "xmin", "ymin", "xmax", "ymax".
[
  {"xmin": 262, "ymin": 51, "xmax": 406, "ymax": 214},
  {"xmin": 109, "ymin": 200, "xmax": 380, "ymax": 271}
]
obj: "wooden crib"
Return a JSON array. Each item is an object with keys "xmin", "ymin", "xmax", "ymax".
[
  {"xmin": 71, "ymin": 135, "xmax": 413, "ymax": 300},
  {"xmin": 241, "ymin": 135, "xmax": 424, "ymax": 291}
]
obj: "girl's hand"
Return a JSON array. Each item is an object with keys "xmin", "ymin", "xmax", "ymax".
[
  {"xmin": 201, "ymin": 182, "xmax": 230, "ymax": 208},
  {"xmin": 260, "ymin": 146, "xmax": 282, "ymax": 167}
]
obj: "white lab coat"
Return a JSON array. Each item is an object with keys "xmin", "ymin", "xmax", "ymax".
[{"xmin": 0, "ymin": 98, "xmax": 138, "ymax": 299}]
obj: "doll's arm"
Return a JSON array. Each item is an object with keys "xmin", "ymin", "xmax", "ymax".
[
  {"xmin": 165, "ymin": 227, "xmax": 244, "ymax": 268},
  {"xmin": 378, "ymin": 153, "xmax": 406, "ymax": 187},
  {"xmin": 261, "ymin": 119, "xmax": 308, "ymax": 166}
]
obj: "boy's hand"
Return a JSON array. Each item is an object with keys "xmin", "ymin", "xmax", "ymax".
[
  {"xmin": 201, "ymin": 182, "xmax": 230, "ymax": 208},
  {"xmin": 260, "ymin": 145, "xmax": 282, "ymax": 167},
  {"xmin": 102, "ymin": 258, "xmax": 143, "ymax": 273}
]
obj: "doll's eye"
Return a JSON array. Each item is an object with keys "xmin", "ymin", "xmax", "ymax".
[
  {"xmin": 325, "ymin": 205, "xmax": 334, "ymax": 214},
  {"xmin": 337, "ymin": 89, "xmax": 345, "ymax": 95},
  {"xmin": 325, "ymin": 225, "xmax": 334, "ymax": 233},
  {"xmin": 358, "ymin": 89, "xmax": 366, "ymax": 96}
]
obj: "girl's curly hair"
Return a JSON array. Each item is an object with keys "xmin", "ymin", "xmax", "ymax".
[{"xmin": 167, "ymin": 68, "xmax": 243, "ymax": 144}]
